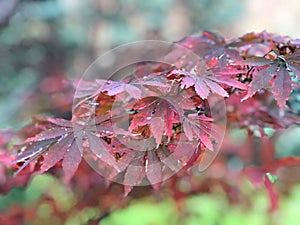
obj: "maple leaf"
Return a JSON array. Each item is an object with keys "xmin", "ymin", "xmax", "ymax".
[
  {"xmin": 228, "ymin": 31, "xmax": 278, "ymax": 48},
  {"xmin": 182, "ymin": 113, "xmax": 219, "ymax": 151},
  {"xmin": 122, "ymin": 144, "xmax": 188, "ymax": 195},
  {"xmin": 111, "ymin": 127, "xmax": 205, "ymax": 191},
  {"xmin": 129, "ymin": 96, "xmax": 180, "ymax": 146},
  {"xmin": 176, "ymin": 31, "xmax": 241, "ymax": 67},
  {"xmin": 199, "ymin": 31, "xmax": 242, "ymax": 64},
  {"xmin": 171, "ymin": 62, "xmax": 246, "ymax": 99},
  {"xmin": 241, "ymin": 51, "xmax": 300, "ymax": 108},
  {"xmin": 95, "ymin": 79, "xmax": 142, "ymax": 99},
  {"xmin": 13, "ymin": 118, "xmax": 82, "ymax": 182},
  {"xmin": 85, "ymin": 131, "xmax": 121, "ymax": 171},
  {"xmin": 225, "ymin": 94, "xmax": 293, "ymax": 132},
  {"xmin": 13, "ymin": 112, "xmax": 134, "ymax": 180},
  {"xmin": 110, "ymin": 147, "xmax": 156, "ymax": 195},
  {"xmin": 74, "ymin": 76, "xmax": 171, "ymax": 114},
  {"xmin": 78, "ymin": 75, "xmax": 171, "ymax": 100}
]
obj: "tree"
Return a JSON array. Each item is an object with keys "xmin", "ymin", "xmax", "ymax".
[{"xmin": 1, "ymin": 31, "xmax": 300, "ymax": 224}]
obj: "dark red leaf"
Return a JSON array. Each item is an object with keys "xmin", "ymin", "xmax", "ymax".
[
  {"xmin": 242, "ymin": 65, "xmax": 277, "ymax": 101},
  {"xmin": 272, "ymin": 66, "xmax": 292, "ymax": 108},
  {"xmin": 14, "ymin": 138, "xmax": 58, "ymax": 165},
  {"xmin": 129, "ymin": 97, "xmax": 178, "ymax": 145},
  {"xmin": 175, "ymin": 69, "xmax": 229, "ymax": 99},
  {"xmin": 40, "ymin": 135, "xmax": 74, "ymax": 173},
  {"xmin": 13, "ymin": 118, "xmax": 83, "ymax": 181},
  {"xmin": 86, "ymin": 132, "xmax": 119, "ymax": 170},
  {"xmin": 182, "ymin": 114, "xmax": 217, "ymax": 151},
  {"xmin": 203, "ymin": 78, "xmax": 229, "ymax": 97},
  {"xmin": 241, "ymin": 52, "xmax": 298, "ymax": 108},
  {"xmin": 214, "ymin": 75, "xmax": 247, "ymax": 90},
  {"xmin": 62, "ymin": 140, "xmax": 82, "ymax": 182},
  {"xmin": 99, "ymin": 80, "xmax": 142, "ymax": 99},
  {"xmin": 149, "ymin": 117, "xmax": 164, "ymax": 146}
]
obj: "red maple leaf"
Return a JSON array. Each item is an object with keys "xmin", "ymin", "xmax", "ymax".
[
  {"xmin": 170, "ymin": 62, "xmax": 246, "ymax": 99},
  {"xmin": 13, "ymin": 118, "xmax": 81, "ymax": 182},
  {"xmin": 182, "ymin": 113, "xmax": 219, "ymax": 151},
  {"xmin": 241, "ymin": 51, "xmax": 300, "ymax": 108},
  {"xmin": 95, "ymin": 79, "xmax": 142, "ymax": 99},
  {"xmin": 176, "ymin": 31, "xmax": 241, "ymax": 67},
  {"xmin": 129, "ymin": 96, "xmax": 180, "ymax": 146}
]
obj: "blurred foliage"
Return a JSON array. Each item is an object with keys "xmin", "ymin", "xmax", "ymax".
[
  {"xmin": 0, "ymin": 0, "xmax": 244, "ymax": 129},
  {"xmin": 101, "ymin": 183, "xmax": 300, "ymax": 225},
  {"xmin": 1, "ymin": 173, "xmax": 300, "ymax": 225}
]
